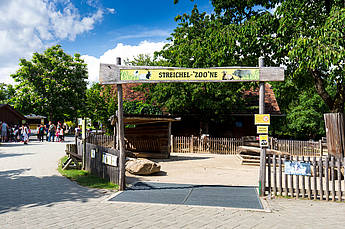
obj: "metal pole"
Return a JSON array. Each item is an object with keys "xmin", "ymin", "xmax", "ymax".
[
  {"xmin": 258, "ymin": 57, "xmax": 267, "ymax": 196},
  {"xmin": 116, "ymin": 57, "xmax": 126, "ymax": 191}
]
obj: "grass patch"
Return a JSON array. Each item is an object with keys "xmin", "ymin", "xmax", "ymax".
[{"xmin": 58, "ymin": 156, "xmax": 119, "ymax": 190}]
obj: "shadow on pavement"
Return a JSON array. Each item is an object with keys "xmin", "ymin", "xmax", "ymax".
[
  {"xmin": 0, "ymin": 152, "xmax": 32, "ymax": 158},
  {"xmin": 0, "ymin": 169, "xmax": 105, "ymax": 214}
]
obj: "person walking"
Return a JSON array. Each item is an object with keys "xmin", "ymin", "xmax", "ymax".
[
  {"xmin": 1, "ymin": 121, "xmax": 8, "ymax": 142},
  {"xmin": 38, "ymin": 124, "xmax": 45, "ymax": 142},
  {"xmin": 48, "ymin": 122, "xmax": 56, "ymax": 142},
  {"xmin": 22, "ymin": 124, "xmax": 29, "ymax": 144}
]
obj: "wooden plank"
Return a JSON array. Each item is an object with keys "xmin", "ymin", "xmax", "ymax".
[
  {"xmin": 279, "ymin": 155, "xmax": 282, "ymax": 195},
  {"xmin": 284, "ymin": 155, "xmax": 288, "ymax": 197},
  {"xmin": 273, "ymin": 154, "xmax": 277, "ymax": 196},
  {"xmin": 325, "ymin": 156, "xmax": 329, "ymax": 201},
  {"xmin": 313, "ymin": 157, "xmax": 317, "ymax": 200},
  {"xmin": 289, "ymin": 156, "xmax": 294, "ymax": 197},
  {"xmin": 296, "ymin": 156, "xmax": 300, "ymax": 198},
  {"xmin": 324, "ymin": 113, "xmax": 345, "ymax": 157},
  {"xmin": 301, "ymin": 156, "xmax": 305, "ymax": 198},
  {"xmin": 307, "ymin": 157, "xmax": 312, "ymax": 199},
  {"xmin": 338, "ymin": 158, "xmax": 342, "ymax": 201},
  {"xmin": 331, "ymin": 156, "xmax": 336, "ymax": 201},
  {"xmin": 319, "ymin": 158, "xmax": 323, "ymax": 200}
]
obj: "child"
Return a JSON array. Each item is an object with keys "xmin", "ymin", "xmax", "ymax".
[
  {"xmin": 59, "ymin": 128, "xmax": 64, "ymax": 142},
  {"xmin": 56, "ymin": 128, "xmax": 60, "ymax": 142}
]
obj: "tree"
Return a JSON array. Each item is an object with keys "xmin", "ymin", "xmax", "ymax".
[
  {"xmin": 0, "ymin": 83, "xmax": 15, "ymax": 104},
  {"xmin": 275, "ymin": 1, "xmax": 345, "ymax": 113},
  {"xmin": 85, "ymin": 82, "xmax": 163, "ymax": 133},
  {"xmin": 10, "ymin": 45, "xmax": 88, "ymax": 121},
  {"xmin": 168, "ymin": 0, "xmax": 345, "ymax": 138}
]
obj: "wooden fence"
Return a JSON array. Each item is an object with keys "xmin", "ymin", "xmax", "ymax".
[
  {"xmin": 172, "ymin": 136, "xmax": 242, "ymax": 154},
  {"xmin": 273, "ymin": 139, "xmax": 323, "ymax": 157},
  {"xmin": 86, "ymin": 133, "xmax": 164, "ymax": 154},
  {"xmin": 86, "ymin": 133, "xmax": 114, "ymax": 148},
  {"xmin": 173, "ymin": 136, "xmax": 325, "ymax": 156},
  {"xmin": 265, "ymin": 154, "xmax": 345, "ymax": 201},
  {"xmin": 76, "ymin": 137, "xmax": 120, "ymax": 185}
]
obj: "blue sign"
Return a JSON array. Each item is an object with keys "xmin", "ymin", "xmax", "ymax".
[{"xmin": 284, "ymin": 161, "xmax": 311, "ymax": 176}]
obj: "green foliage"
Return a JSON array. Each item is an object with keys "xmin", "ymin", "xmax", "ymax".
[
  {"xmin": 10, "ymin": 45, "xmax": 88, "ymax": 121},
  {"xmin": 58, "ymin": 156, "xmax": 118, "ymax": 190},
  {"xmin": 85, "ymin": 83, "xmax": 116, "ymax": 133},
  {"xmin": 85, "ymin": 82, "xmax": 163, "ymax": 133},
  {"xmin": 170, "ymin": 0, "xmax": 345, "ymax": 138},
  {"xmin": 0, "ymin": 83, "xmax": 15, "ymax": 104},
  {"xmin": 123, "ymin": 100, "xmax": 162, "ymax": 115}
]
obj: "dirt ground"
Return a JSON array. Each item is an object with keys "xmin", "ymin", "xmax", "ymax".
[{"xmin": 126, "ymin": 153, "xmax": 259, "ymax": 186}]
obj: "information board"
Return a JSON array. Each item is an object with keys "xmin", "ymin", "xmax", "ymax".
[
  {"xmin": 284, "ymin": 161, "xmax": 311, "ymax": 176},
  {"xmin": 99, "ymin": 65, "xmax": 285, "ymax": 84},
  {"xmin": 255, "ymin": 114, "xmax": 270, "ymax": 125}
]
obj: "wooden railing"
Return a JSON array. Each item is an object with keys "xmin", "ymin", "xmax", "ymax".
[
  {"xmin": 125, "ymin": 136, "xmax": 161, "ymax": 152},
  {"xmin": 272, "ymin": 139, "xmax": 323, "ymax": 157},
  {"xmin": 265, "ymin": 154, "xmax": 345, "ymax": 201},
  {"xmin": 172, "ymin": 136, "xmax": 242, "ymax": 154}
]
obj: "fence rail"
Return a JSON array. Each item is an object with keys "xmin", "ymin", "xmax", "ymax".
[
  {"xmin": 265, "ymin": 154, "xmax": 345, "ymax": 201},
  {"xmin": 172, "ymin": 136, "xmax": 242, "ymax": 154},
  {"xmin": 273, "ymin": 139, "xmax": 323, "ymax": 157},
  {"xmin": 172, "ymin": 136, "xmax": 325, "ymax": 156}
]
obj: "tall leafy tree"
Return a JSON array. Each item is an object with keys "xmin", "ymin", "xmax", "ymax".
[
  {"xmin": 0, "ymin": 83, "xmax": 15, "ymax": 104},
  {"xmin": 168, "ymin": 0, "xmax": 344, "ymax": 138},
  {"xmin": 10, "ymin": 45, "xmax": 88, "ymax": 121}
]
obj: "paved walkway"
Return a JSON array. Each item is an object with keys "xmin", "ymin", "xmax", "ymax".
[{"xmin": 1, "ymin": 138, "xmax": 345, "ymax": 228}]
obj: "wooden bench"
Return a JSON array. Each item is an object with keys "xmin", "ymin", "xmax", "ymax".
[{"xmin": 63, "ymin": 144, "xmax": 82, "ymax": 170}]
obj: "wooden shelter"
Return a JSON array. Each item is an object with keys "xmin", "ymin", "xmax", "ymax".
[
  {"xmin": 111, "ymin": 114, "xmax": 180, "ymax": 159},
  {"xmin": 0, "ymin": 104, "xmax": 26, "ymax": 125}
]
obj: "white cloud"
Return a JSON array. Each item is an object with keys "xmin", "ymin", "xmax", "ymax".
[
  {"xmin": 81, "ymin": 41, "xmax": 167, "ymax": 84},
  {"xmin": 0, "ymin": 0, "xmax": 104, "ymax": 83}
]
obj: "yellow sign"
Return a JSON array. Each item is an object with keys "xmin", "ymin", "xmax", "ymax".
[
  {"xmin": 120, "ymin": 68, "xmax": 259, "ymax": 82},
  {"xmin": 257, "ymin": 126, "xmax": 269, "ymax": 134},
  {"xmin": 259, "ymin": 135, "xmax": 269, "ymax": 147},
  {"xmin": 255, "ymin": 114, "xmax": 270, "ymax": 125}
]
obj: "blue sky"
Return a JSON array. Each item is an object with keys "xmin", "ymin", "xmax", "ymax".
[{"xmin": 0, "ymin": 0, "xmax": 214, "ymax": 84}]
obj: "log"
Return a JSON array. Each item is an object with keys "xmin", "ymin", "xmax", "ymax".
[{"xmin": 238, "ymin": 146, "xmax": 289, "ymax": 155}]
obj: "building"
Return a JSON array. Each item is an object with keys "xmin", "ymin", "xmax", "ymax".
[
  {"xmin": 108, "ymin": 83, "xmax": 281, "ymax": 138},
  {"xmin": 0, "ymin": 104, "xmax": 26, "ymax": 126}
]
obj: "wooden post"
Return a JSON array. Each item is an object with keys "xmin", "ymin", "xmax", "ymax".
[
  {"xmin": 331, "ymin": 156, "xmax": 335, "ymax": 201},
  {"xmin": 190, "ymin": 135, "xmax": 194, "ymax": 153},
  {"xmin": 301, "ymin": 156, "xmax": 305, "ymax": 198},
  {"xmin": 284, "ymin": 155, "xmax": 288, "ymax": 196},
  {"xmin": 168, "ymin": 122, "xmax": 172, "ymax": 157},
  {"xmin": 116, "ymin": 57, "xmax": 126, "ymax": 191},
  {"xmin": 278, "ymin": 155, "xmax": 282, "ymax": 195},
  {"xmin": 337, "ymin": 158, "xmax": 342, "ymax": 201},
  {"xmin": 325, "ymin": 156, "xmax": 329, "ymax": 201},
  {"xmin": 273, "ymin": 154, "xmax": 277, "ymax": 196},
  {"xmin": 82, "ymin": 118, "xmax": 86, "ymax": 170},
  {"xmin": 259, "ymin": 57, "xmax": 266, "ymax": 196},
  {"xmin": 307, "ymin": 157, "xmax": 312, "ymax": 199},
  {"xmin": 319, "ymin": 158, "xmax": 323, "ymax": 200},
  {"xmin": 313, "ymin": 157, "xmax": 317, "ymax": 200}
]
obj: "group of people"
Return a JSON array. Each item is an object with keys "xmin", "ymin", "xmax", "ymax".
[
  {"xmin": 0, "ymin": 121, "xmax": 30, "ymax": 144},
  {"xmin": 37, "ymin": 121, "xmax": 65, "ymax": 142},
  {"xmin": 0, "ymin": 120, "xmax": 66, "ymax": 145}
]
